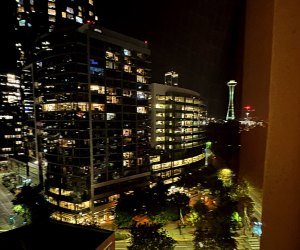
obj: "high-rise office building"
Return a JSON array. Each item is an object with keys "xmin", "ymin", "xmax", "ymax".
[
  {"xmin": 150, "ymin": 82, "xmax": 207, "ymax": 184},
  {"xmin": 15, "ymin": 0, "xmax": 98, "ymax": 66},
  {"xmin": 2, "ymin": 0, "xmax": 99, "ymax": 185},
  {"xmin": 1, "ymin": 1, "xmax": 98, "ymax": 165},
  {"xmin": 0, "ymin": 73, "xmax": 23, "ymax": 159},
  {"xmin": 34, "ymin": 24, "xmax": 151, "ymax": 223}
]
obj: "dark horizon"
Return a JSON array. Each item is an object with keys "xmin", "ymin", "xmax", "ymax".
[{"xmin": 96, "ymin": 0, "xmax": 245, "ymax": 118}]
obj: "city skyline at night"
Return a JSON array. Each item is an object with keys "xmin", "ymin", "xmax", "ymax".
[{"xmin": 1, "ymin": 0, "xmax": 245, "ymax": 118}]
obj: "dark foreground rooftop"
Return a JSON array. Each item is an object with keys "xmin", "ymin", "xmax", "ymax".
[{"xmin": 0, "ymin": 220, "xmax": 114, "ymax": 250}]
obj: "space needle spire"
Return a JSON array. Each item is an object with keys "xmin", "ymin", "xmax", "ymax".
[{"xmin": 226, "ymin": 80, "xmax": 238, "ymax": 120}]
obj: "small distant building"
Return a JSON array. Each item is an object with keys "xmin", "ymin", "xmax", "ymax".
[
  {"xmin": 0, "ymin": 221, "xmax": 115, "ymax": 250},
  {"xmin": 164, "ymin": 71, "xmax": 179, "ymax": 86}
]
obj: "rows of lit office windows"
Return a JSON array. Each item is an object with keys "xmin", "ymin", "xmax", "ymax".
[
  {"xmin": 156, "ymin": 113, "xmax": 196, "ymax": 119},
  {"xmin": 42, "ymin": 102, "xmax": 105, "ymax": 112},
  {"xmin": 155, "ymin": 134, "xmax": 201, "ymax": 142},
  {"xmin": 155, "ymin": 128, "xmax": 201, "ymax": 134},
  {"xmin": 0, "ymin": 115, "xmax": 13, "ymax": 120},
  {"xmin": 48, "ymin": 196, "xmax": 90, "ymax": 211},
  {"xmin": 1, "ymin": 148, "xmax": 12, "ymax": 152},
  {"xmin": 155, "ymin": 103, "xmax": 202, "ymax": 112},
  {"xmin": 90, "ymin": 85, "xmax": 147, "ymax": 99},
  {"xmin": 4, "ymin": 135, "xmax": 22, "ymax": 139},
  {"xmin": 152, "ymin": 154, "xmax": 205, "ymax": 172},
  {"xmin": 42, "ymin": 102, "xmax": 148, "ymax": 114},
  {"xmin": 156, "ymin": 95, "xmax": 202, "ymax": 105},
  {"xmin": 157, "ymin": 170, "xmax": 174, "ymax": 179},
  {"xmin": 52, "ymin": 129, "xmax": 133, "ymax": 149},
  {"xmin": 155, "ymin": 141, "xmax": 202, "ymax": 150},
  {"xmin": 155, "ymin": 120, "xmax": 200, "ymax": 127}
]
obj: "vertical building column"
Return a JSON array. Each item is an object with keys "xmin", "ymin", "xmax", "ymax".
[{"xmin": 243, "ymin": 0, "xmax": 300, "ymax": 249}]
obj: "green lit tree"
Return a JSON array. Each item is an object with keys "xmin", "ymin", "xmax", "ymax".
[
  {"xmin": 12, "ymin": 184, "xmax": 52, "ymax": 224},
  {"xmin": 128, "ymin": 223, "xmax": 177, "ymax": 250}
]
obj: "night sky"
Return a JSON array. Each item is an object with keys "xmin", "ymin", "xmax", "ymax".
[
  {"xmin": 0, "ymin": 0, "xmax": 245, "ymax": 118},
  {"xmin": 96, "ymin": 0, "xmax": 245, "ymax": 118}
]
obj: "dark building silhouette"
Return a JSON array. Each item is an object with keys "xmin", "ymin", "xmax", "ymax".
[{"xmin": 0, "ymin": 220, "xmax": 115, "ymax": 250}]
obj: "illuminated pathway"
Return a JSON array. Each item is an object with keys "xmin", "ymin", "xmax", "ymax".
[
  {"xmin": 0, "ymin": 175, "xmax": 14, "ymax": 231},
  {"xmin": 235, "ymin": 184, "xmax": 262, "ymax": 250}
]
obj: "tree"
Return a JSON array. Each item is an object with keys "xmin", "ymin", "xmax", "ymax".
[
  {"xmin": 12, "ymin": 184, "xmax": 52, "ymax": 224},
  {"xmin": 128, "ymin": 223, "xmax": 177, "ymax": 250}
]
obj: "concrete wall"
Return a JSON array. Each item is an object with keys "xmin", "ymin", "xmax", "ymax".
[{"xmin": 243, "ymin": 0, "xmax": 300, "ymax": 249}]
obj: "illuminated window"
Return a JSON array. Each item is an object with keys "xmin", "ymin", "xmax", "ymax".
[
  {"xmin": 89, "ymin": 0, "xmax": 93, "ymax": 5},
  {"xmin": 48, "ymin": 2, "xmax": 55, "ymax": 8},
  {"xmin": 156, "ymin": 128, "xmax": 165, "ymax": 133},
  {"xmin": 124, "ymin": 65, "xmax": 132, "ymax": 73},
  {"xmin": 1, "ymin": 148, "xmax": 12, "ymax": 152},
  {"xmin": 89, "ymin": 11, "xmax": 94, "ymax": 16},
  {"xmin": 155, "ymin": 103, "xmax": 166, "ymax": 109},
  {"xmin": 66, "ymin": 7, "xmax": 74, "ymax": 14},
  {"xmin": 123, "ymin": 152, "xmax": 133, "ymax": 159},
  {"xmin": 155, "ymin": 145, "xmax": 165, "ymax": 150},
  {"xmin": 106, "ymin": 61, "xmax": 118, "ymax": 69},
  {"xmin": 106, "ymin": 87, "xmax": 116, "ymax": 95},
  {"xmin": 77, "ymin": 102, "xmax": 88, "ymax": 111},
  {"xmin": 123, "ymin": 129, "xmax": 132, "ymax": 137},
  {"xmin": 48, "ymin": 9, "xmax": 56, "ymax": 15},
  {"xmin": 19, "ymin": 19, "xmax": 26, "ymax": 26},
  {"xmin": 157, "ymin": 96, "xmax": 166, "ymax": 101},
  {"xmin": 105, "ymin": 51, "xmax": 114, "ymax": 59},
  {"xmin": 186, "ymin": 98, "xmax": 194, "ymax": 103},
  {"xmin": 137, "ymin": 91, "xmax": 145, "ymax": 99},
  {"xmin": 90, "ymin": 66, "xmax": 104, "ymax": 75},
  {"xmin": 62, "ymin": 12, "xmax": 66, "ymax": 18},
  {"xmin": 123, "ymin": 160, "xmax": 132, "ymax": 167},
  {"xmin": 123, "ymin": 89, "xmax": 132, "ymax": 97},
  {"xmin": 137, "ymin": 75, "xmax": 146, "ymax": 83},
  {"xmin": 92, "ymin": 103, "xmax": 105, "ymax": 111},
  {"xmin": 156, "ymin": 121, "xmax": 164, "ymax": 125},
  {"xmin": 106, "ymin": 96, "xmax": 119, "ymax": 104},
  {"xmin": 150, "ymin": 155, "xmax": 160, "ymax": 163},
  {"xmin": 136, "ymin": 68, "xmax": 145, "ymax": 75},
  {"xmin": 107, "ymin": 113, "xmax": 116, "ymax": 120},
  {"xmin": 175, "ymin": 97, "xmax": 184, "ymax": 102},
  {"xmin": 156, "ymin": 112, "xmax": 165, "ymax": 117},
  {"xmin": 156, "ymin": 137, "xmax": 165, "ymax": 142},
  {"xmin": 76, "ymin": 16, "xmax": 83, "ymax": 23},
  {"xmin": 90, "ymin": 85, "xmax": 105, "ymax": 94},
  {"xmin": 137, "ymin": 158, "xmax": 143, "ymax": 166},
  {"xmin": 49, "ymin": 16, "xmax": 56, "ymax": 22},
  {"xmin": 17, "ymin": 7, "xmax": 25, "ymax": 13},
  {"xmin": 137, "ymin": 106, "xmax": 147, "ymax": 114}
]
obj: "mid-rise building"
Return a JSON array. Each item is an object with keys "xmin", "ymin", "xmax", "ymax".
[
  {"xmin": 164, "ymin": 71, "xmax": 179, "ymax": 86},
  {"xmin": 34, "ymin": 24, "xmax": 151, "ymax": 223},
  {"xmin": 150, "ymin": 82, "xmax": 207, "ymax": 184},
  {"xmin": 0, "ymin": 73, "xmax": 23, "ymax": 159}
]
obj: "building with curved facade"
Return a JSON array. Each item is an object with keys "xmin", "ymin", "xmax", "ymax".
[{"xmin": 150, "ymin": 82, "xmax": 207, "ymax": 184}]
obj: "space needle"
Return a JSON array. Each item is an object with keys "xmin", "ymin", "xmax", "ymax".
[{"xmin": 226, "ymin": 80, "xmax": 238, "ymax": 120}]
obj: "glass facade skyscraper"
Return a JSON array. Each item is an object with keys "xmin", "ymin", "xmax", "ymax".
[{"xmin": 34, "ymin": 24, "xmax": 151, "ymax": 223}]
